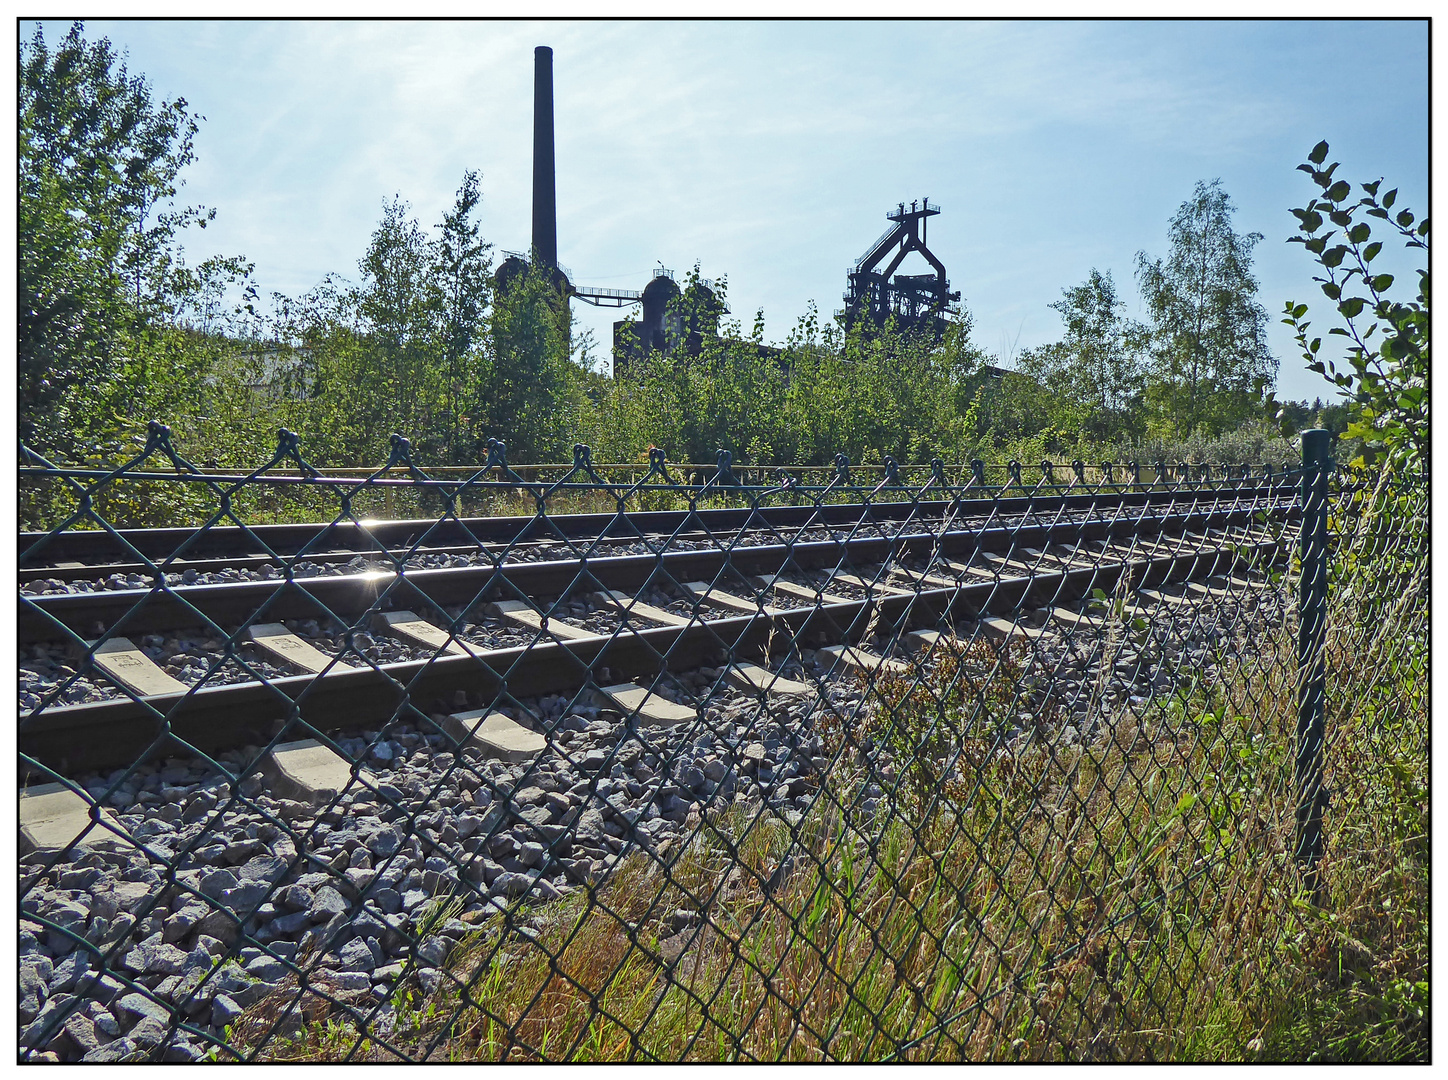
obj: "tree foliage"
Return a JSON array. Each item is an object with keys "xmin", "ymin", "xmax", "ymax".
[
  {"xmin": 586, "ymin": 296, "xmax": 1000, "ymax": 468},
  {"xmin": 19, "ymin": 21, "xmax": 254, "ymax": 458},
  {"xmin": 1135, "ymin": 180, "xmax": 1276, "ymax": 437},
  {"xmin": 263, "ymin": 179, "xmax": 497, "ymax": 464},
  {"xmin": 1015, "ymin": 269, "xmax": 1147, "ymax": 439},
  {"xmin": 434, "ymin": 172, "xmax": 493, "ymax": 457},
  {"xmin": 478, "ymin": 259, "xmax": 583, "ymax": 463},
  {"xmin": 1284, "ymin": 141, "xmax": 1428, "ymax": 469}
]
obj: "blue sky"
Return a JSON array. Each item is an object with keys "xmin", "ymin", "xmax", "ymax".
[{"xmin": 32, "ymin": 18, "xmax": 1429, "ymax": 402}]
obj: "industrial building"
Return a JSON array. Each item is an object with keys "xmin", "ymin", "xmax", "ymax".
[{"xmin": 497, "ymin": 46, "xmax": 961, "ymax": 377}]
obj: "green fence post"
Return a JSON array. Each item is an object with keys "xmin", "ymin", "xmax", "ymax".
[{"xmin": 1295, "ymin": 428, "xmax": 1331, "ymax": 895}]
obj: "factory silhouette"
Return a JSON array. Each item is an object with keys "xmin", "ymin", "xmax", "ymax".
[{"xmin": 494, "ymin": 46, "xmax": 961, "ymax": 376}]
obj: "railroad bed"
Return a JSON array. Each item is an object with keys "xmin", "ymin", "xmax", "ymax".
[{"xmin": 19, "ymin": 499, "xmax": 1292, "ymax": 774}]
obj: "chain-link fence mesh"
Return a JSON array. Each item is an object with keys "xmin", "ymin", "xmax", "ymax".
[
  {"xmin": 17, "ymin": 426, "xmax": 1426, "ymax": 1061},
  {"xmin": 1292, "ymin": 464, "xmax": 1430, "ymax": 1058}
]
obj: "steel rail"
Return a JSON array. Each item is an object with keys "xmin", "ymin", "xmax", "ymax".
[
  {"xmin": 19, "ymin": 483, "xmax": 1293, "ymax": 569},
  {"xmin": 19, "ymin": 530, "xmax": 772, "ymax": 586}
]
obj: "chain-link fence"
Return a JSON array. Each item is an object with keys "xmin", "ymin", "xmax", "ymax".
[{"xmin": 17, "ymin": 425, "xmax": 1427, "ymax": 1061}]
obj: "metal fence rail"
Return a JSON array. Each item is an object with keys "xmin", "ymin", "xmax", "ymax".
[{"xmin": 16, "ymin": 426, "xmax": 1426, "ymax": 1061}]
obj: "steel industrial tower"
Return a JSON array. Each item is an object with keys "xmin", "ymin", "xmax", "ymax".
[{"xmin": 841, "ymin": 199, "xmax": 960, "ymax": 337}]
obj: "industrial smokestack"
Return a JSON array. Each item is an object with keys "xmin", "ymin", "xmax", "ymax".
[{"xmin": 531, "ymin": 45, "xmax": 558, "ymax": 269}]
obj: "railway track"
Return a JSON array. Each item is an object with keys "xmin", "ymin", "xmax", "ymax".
[{"xmin": 20, "ymin": 489, "xmax": 1297, "ymax": 777}]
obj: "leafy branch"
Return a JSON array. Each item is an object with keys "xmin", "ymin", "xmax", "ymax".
[{"xmin": 1284, "ymin": 140, "xmax": 1428, "ymax": 468}]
